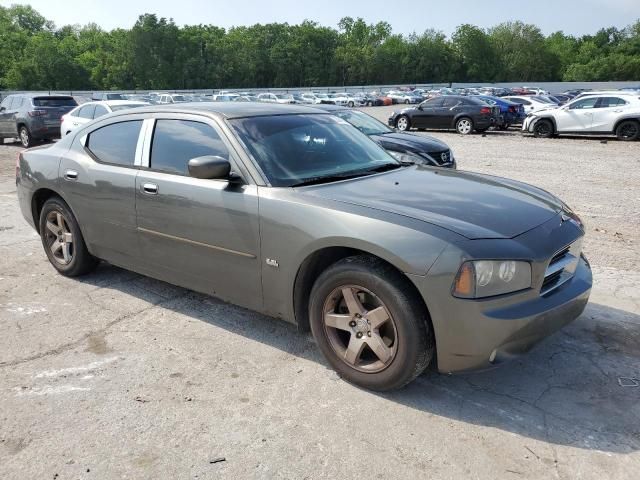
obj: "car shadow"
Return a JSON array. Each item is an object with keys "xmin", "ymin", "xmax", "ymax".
[{"xmin": 79, "ymin": 263, "xmax": 640, "ymax": 454}]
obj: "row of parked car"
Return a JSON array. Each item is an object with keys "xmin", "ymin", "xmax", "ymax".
[{"xmin": 1, "ymin": 88, "xmax": 638, "ymax": 148}]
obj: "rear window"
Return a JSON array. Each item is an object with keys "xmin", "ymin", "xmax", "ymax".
[
  {"xmin": 86, "ymin": 120, "xmax": 142, "ymax": 166},
  {"xmin": 33, "ymin": 96, "xmax": 77, "ymax": 107}
]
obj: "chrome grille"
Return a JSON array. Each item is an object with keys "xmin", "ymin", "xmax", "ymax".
[
  {"xmin": 427, "ymin": 150, "xmax": 451, "ymax": 165},
  {"xmin": 540, "ymin": 239, "xmax": 582, "ymax": 296}
]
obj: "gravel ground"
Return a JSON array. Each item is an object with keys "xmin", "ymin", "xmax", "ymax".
[{"xmin": 1, "ymin": 111, "xmax": 639, "ymax": 479}]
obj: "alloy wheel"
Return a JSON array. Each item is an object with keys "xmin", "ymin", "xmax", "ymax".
[
  {"xmin": 619, "ymin": 122, "xmax": 639, "ymax": 140},
  {"xmin": 322, "ymin": 285, "xmax": 398, "ymax": 373},
  {"xmin": 535, "ymin": 121, "xmax": 552, "ymax": 137},
  {"xmin": 44, "ymin": 210, "xmax": 74, "ymax": 265},
  {"xmin": 19, "ymin": 127, "xmax": 30, "ymax": 147},
  {"xmin": 396, "ymin": 116, "xmax": 408, "ymax": 131},
  {"xmin": 456, "ymin": 118, "xmax": 472, "ymax": 134}
]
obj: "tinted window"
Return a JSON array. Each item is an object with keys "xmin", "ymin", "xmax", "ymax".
[
  {"xmin": 442, "ymin": 97, "xmax": 461, "ymax": 107},
  {"xmin": 510, "ymin": 97, "xmax": 531, "ymax": 105},
  {"xmin": 93, "ymin": 105, "xmax": 108, "ymax": 118},
  {"xmin": 333, "ymin": 110, "xmax": 392, "ymax": 135},
  {"xmin": 422, "ymin": 97, "xmax": 444, "ymax": 107},
  {"xmin": 86, "ymin": 120, "xmax": 142, "ymax": 166},
  {"xmin": 570, "ymin": 98, "xmax": 598, "ymax": 109},
  {"xmin": 597, "ymin": 97, "xmax": 626, "ymax": 108},
  {"xmin": 78, "ymin": 105, "xmax": 95, "ymax": 119},
  {"xmin": 0, "ymin": 97, "xmax": 12, "ymax": 109},
  {"xmin": 32, "ymin": 96, "xmax": 77, "ymax": 107},
  {"xmin": 150, "ymin": 120, "xmax": 228, "ymax": 176}
]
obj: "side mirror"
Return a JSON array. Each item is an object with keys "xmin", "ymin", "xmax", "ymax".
[{"xmin": 188, "ymin": 155, "xmax": 231, "ymax": 180}]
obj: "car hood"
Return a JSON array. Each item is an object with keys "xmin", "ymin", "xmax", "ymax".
[
  {"xmin": 370, "ymin": 132, "xmax": 449, "ymax": 153},
  {"xmin": 299, "ymin": 166, "xmax": 562, "ymax": 239}
]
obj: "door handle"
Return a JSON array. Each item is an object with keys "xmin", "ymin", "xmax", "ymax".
[
  {"xmin": 64, "ymin": 169, "xmax": 78, "ymax": 180},
  {"xmin": 142, "ymin": 183, "xmax": 158, "ymax": 195}
]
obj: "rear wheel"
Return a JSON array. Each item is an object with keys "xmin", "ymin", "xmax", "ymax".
[
  {"xmin": 39, "ymin": 197, "xmax": 99, "ymax": 277},
  {"xmin": 396, "ymin": 115, "xmax": 410, "ymax": 131},
  {"xmin": 615, "ymin": 120, "xmax": 639, "ymax": 141},
  {"xmin": 309, "ymin": 256, "xmax": 433, "ymax": 391},
  {"xmin": 533, "ymin": 119, "xmax": 554, "ymax": 138},
  {"xmin": 348, "ymin": 101, "xmax": 355, "ymax": 107},
  {"xmin": 19, "ymin": 126, "xmax": 33, "ymax": 148},
  {"xmin": 455, "ymin": 117, "xmax": 473, "ymax": 135},
  {"xmin": 499, "ymin": 123, "xmax": 511, "ymax": 130},
  {"xmin": 404, "ymin": 99, "xmax": 410, "ymax": 104},
  {"xmin": 367, "ymin": 101, "xmax": 373, "ymax": 107}
]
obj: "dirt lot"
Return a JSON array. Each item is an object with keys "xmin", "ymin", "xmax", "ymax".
[{"xmin": 1, "ymin": 107, "xmax": 639, "ymax": 479}]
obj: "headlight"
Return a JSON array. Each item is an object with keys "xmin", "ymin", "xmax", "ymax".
[
  {"xmin": 387, "ymin": 150, "xmax": 424, "ymax": 165},
  {"xmin": 452, "ymin": 260, "xmax": 532, "ymax": 298}
]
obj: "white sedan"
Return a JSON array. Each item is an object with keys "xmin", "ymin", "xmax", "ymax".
[
  {"xmin": 60, "ymin": 100, "xmax": 148, "ymax": 136},
  {"xmin": 503, "ymin": 96, "xmax": 556, "ymax": 114},
  {"xmin": 522, "ymin": 94, "xmax": 640, "ymax": 141}
]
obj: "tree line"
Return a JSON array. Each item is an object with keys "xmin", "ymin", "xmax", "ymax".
[{"xmin": 1, "ymin": 4, "xmax": 639, "ymax": 91}]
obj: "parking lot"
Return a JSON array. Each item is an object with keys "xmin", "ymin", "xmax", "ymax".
[{"xmin": 1, "ymin": 105, "xmax": 639, "ymax": 479}]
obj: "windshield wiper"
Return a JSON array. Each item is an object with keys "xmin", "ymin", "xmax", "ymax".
[{"xmin": 290, "ymin": 163, "xmax": 401, "ymax": 187}]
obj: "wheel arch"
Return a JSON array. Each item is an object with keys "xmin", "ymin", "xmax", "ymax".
[
  {"xmin": 31, "ymin": 188, "xmax": 82, "ymax": 237},
  {"xmin": 292, "ymin": 245, "xmax": 436, "ymax": 355},
  {"xmin": 452, "ymin": 114, "xmax": 473, "ymax": 129},
  {"xmin": 613, "ymin": 116, "xmax": 640, "ymax": 133},
  {"xmin": 531, "ymin": 115, "xmax": 557, "ymax": 133}
]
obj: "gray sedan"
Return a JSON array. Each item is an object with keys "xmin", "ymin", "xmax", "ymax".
[{"xmin": 16, "ymin": 103, "xmax": 592, "ymax": 391}]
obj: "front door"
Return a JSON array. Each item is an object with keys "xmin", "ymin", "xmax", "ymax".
[
  {"xmin": 135, "ymin": 116, "xmax": 262, "ymax": 310},
  {"xmin": 0, "ymin": 96, "xmax": 17, "ymax": 137},
  {"xmin": 411, "ymin": 97, "xmax": 444, "ymax": 128},
  {"xmin": 556, "ymin": 97, "xmax": 598, "ymax": 132}
]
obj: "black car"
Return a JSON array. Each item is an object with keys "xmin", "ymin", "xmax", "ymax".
[
  {"xmin": 0, "ymin": 94, "xmax": 78, "ymax": 147},
  {"xmin": 389, "ymin": 95, "xmax": 499, "ymax": 135},
  {"xmin": 314, "ymin": 104, "xmax": 455, "ymax": 168}
]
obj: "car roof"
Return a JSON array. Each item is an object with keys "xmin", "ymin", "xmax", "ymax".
[
  {"xmin": 107, "ymin": 102, "xmax": 329, "ymax": 119},
  {"xmin": 83, "ymin": 100, "xmax": 149, "ymax": 107},
  {"xmin": 312, "ymin": 104, "xmax": 349, "ymax": 112}
]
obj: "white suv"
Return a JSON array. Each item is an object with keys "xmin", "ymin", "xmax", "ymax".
[{"xmin": 522, "ymin": 94, "xmax": 640, "ymax": 141}]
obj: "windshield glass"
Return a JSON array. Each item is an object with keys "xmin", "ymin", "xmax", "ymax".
[
  {"xmin": 32, "ymin": 96, "xmax": 77, "ymax": 107},
  {"xmin": 333, "ymin": 110, "xmax": 392, "ymax": 136},
  {"xmin": 230, "ymin": 114, "xmax": 398, "ymax": 187}
]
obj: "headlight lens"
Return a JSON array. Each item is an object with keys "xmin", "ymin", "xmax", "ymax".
[
  {"xmin": 453, "ymin": 260, "xmax": 532, "ymax": 298},
  {"xmin": 387, "ymin": 150, "xmax": 425, "ymax": 165}
]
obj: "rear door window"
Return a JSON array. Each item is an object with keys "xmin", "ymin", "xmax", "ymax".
[
  {"xmin": 149, "ymin": 119, "xmax": 228, "ymax": 176},
  {"xmin": 596, "ymin": 97, "xmax": 627, "ymax": 108},
  {"xmin": 78, "ymin": 105, "xmax": 96, "ymax": 119},
  {"xmin": 442, "ymin": 97, "xmax": 461, "ymax": 107},
  {"xmin": 86, "ymin": 120, "xmax": 143, "ymax": 167},
  {"xmin": 93, "ymin": 105, "xmax": 109, "ymax": 118}
]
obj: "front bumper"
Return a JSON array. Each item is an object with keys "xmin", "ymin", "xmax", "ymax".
[{"xmin": 408, "ymin": 215, "xmax": 592, "ymax": 373}]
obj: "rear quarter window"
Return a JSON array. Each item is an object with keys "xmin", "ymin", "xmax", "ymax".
[{"xmin": 86, "ymin": 120, "xmax": 142, "ymax": 167}]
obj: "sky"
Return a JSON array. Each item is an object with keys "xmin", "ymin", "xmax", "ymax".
[{"xmin": 1, "ymin": 0, "xmax": 638, "ymax": 36}]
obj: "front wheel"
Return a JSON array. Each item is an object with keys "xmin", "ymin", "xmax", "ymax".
[
  {"xmin": 347, "ymin": 101, "xmax": 354, "ymax": 107},
  {"xmin": 39, "ymin": 197, "xmax": 99, "ymax": 277},
  {"xmin": 455, "ymin": 117, "xmax": 473, "ymax": 135},
  {"xmin": 616, "ymin": 120, "xmax": 639, "ymax": 141},
  {"xmin": 309, "ymin": 256, "xmax": 434, "ymax": 391},
  {"xmin": 533, "ymin": 119, "xmax": 554, "ymax": 138},
  {"xmin": 396, "ymin": 115, "xmax": 410, "ymax": 131}
]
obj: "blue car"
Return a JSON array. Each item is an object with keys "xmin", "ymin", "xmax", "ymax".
[{"xmin": 475, "ymin": 95, "xmax": 526, "ymax": 130}]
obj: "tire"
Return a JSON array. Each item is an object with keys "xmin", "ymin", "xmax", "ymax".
[
  {"xmin": 367, "ymin": 101, "xmax": 373, "ymax": 107},
  {"xmin": 19, "ymin": 125, "xmax": 33, "ymax": 148},
  {"xmin": 499, "ymin": 123, "xmax": 511, "ymax": 131},
  {"xmin": 615, "ymin": 120, "xmax": 639, "ymax": 141},
  {"xmin": 455, "ymin": 117, "xmax": 473, "ymax": 135},
  {"xmin": 309, "ymin": 255, "xmax": 434, "ymax": 391},
  {"xmin": 475, "ymin": 127, "xmax": 488, "ymax": 133},
  {"xmin": 39, "ymin": 197, "xmax": 99, "ymax": 277},
  {"xmin": 348, "ymin": 101, "xmax": 354, "ymax": 107},
  {"xmin": 395, "ymin": 115, "xmax": 410, "ymax": 131},
  {"xmin": 533, "ymin": 119, "xmax": 554, "ymax": 138},
  {"xmin": 404, "ymin": 99, "xmax": 410, "ymax": 104}
]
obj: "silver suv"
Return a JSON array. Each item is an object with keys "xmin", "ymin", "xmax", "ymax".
[{"xmin": 0, "ymin": 94, "xmax": 78, "ymax": 147}]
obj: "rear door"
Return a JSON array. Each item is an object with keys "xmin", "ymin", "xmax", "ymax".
[
  {"xmin": 0, "ymin": 96, "xmax": 15, "ymax": 136},
  {"xmin": 437, "ymin": 97, "xmax": 462, "ymax": 128},
  {"xmin": 591, "ymin": 97, "xmax": 629, "ymax": 132},
  {"xmin": 59, "ymin": 117, "xmax": 145, "ymax": 265},
  {"xmin": 135, "ymin": 115, "xmax": 262, "ymax": 310}
]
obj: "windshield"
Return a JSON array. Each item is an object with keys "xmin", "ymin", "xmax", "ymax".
[
  {"xmin": 230, "ymin": 114, "xmax": 398, "ymax": 187},
  {"xmin": 32, "ymin": 96, "xmax": 77, "ymax": 107},
  {"xmin": 333, "ymin": 110, "xmax": 392, "ymax": 136},
  {"xmin": 172, "ymin": 95, "xmax": 186, "ymax": 102}
]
